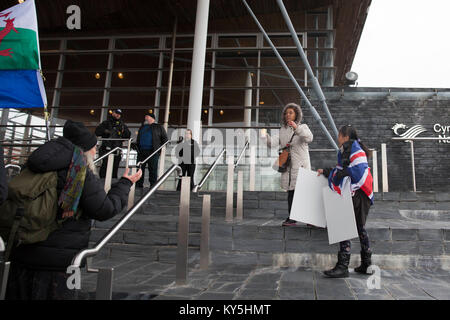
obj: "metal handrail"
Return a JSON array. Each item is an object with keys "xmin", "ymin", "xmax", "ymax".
[
  {"xmin": 5, "ymin": 164, "xmax": 21, "ymax": 171},
  {"xmin": 193, "ymin": 148, "xmax": 227, "ymax": 193},
  {"xmin": 0, "ymin": 236, "xmax": 4, "ymax": 253},
  {"xmin": 70, "ymin": 164, "xmax": 182, "ymax": 268},
  {"xmin": 93, "ymin": 147, "xmax": 122, "ymax": 164},
  {"xmin": 136, "ymin": 140, "xmax": 173, "ymax": 167},
  {"xmin": 234, "ymin": 140, "xmax": 249, "ymax": 168}
]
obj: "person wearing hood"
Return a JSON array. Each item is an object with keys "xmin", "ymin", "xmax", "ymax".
[
  {"xmin": 95, "ymin": 108, "xmax": 131, "ymax": 179},
  {"xmin": 135, "ymin": 112, "xmax": 168, "ymax": 188},
  {"xmin": 262, "ymin": 103, "xmax": 313, "ymax": 226},
  {"xmin": 6, "ymin": 120, "xmax": 142, "ymax": 300}
]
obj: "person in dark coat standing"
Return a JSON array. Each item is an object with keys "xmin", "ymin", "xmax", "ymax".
[
  {"xmin": 135, "ymin": 112, "xmax": 168, "ymax": 188},
  {"xmin": 175, "ymin": 129, "xmax": 200, "ymax": 191},
  {"xmin": 6, "ymin": 120, "xmax": 142, "ymax": 300},
  {"xmin": 95, "ymin": 108, "xmax": 131, "ymax": 179},
  {"xmin": 0, "ymin": 146, "xmax": 7, "ymax": 205}
]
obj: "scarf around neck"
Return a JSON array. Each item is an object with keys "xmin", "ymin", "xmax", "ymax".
[{"xmin": 58, "ymin": 146, "xmax": 87, "ymax": 215}]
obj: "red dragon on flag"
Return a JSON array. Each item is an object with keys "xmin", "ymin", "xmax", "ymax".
[{"xmin": 0, "ymin": 11, "xmax": 18, "ymax": 57}]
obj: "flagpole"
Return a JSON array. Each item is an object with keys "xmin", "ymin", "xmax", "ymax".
[{"xmin": 44, "ymin": 104, "xmax": 50, "ymax": 141}]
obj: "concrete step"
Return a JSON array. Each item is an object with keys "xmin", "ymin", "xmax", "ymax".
[{"xmin": 87, "ymin": 190, "xmax": 450, "ymax": 270}]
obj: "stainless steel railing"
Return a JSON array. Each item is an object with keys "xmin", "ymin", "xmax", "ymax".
[
  {"xmin": 192, "ymin": 148, "xmax": 226, "ymax": 193},
  {"xmin": 70, "ymin": 164, "xmax": 182, "ymax": 269},
  {"xmin": 234, "ymin": 140, "xmax": 249, "ymax": 169},
  {"xmin": 93, "ymin": 147, "xmax": 122, "ymax": 165},
  {"xmin": 135, "ymin": 140, "xmax": 172, "ymax": 168},
  {"xmin": 4, "ymin": 164, "xmax": 21, "ymax": 172}
]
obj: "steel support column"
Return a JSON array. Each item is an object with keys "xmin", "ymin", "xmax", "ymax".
[{"xmin": 187, "ymin": 0, "xmax": 210, "ymax": 142}]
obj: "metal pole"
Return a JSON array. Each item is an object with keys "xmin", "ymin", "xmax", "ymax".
[
  {"xmin": 372, "ymin": 149, "xmax": 379, "ymax": 193},
  {"xmin": 249, "ymin": 145, "xmax": 256, "ymax": 191},
  {"xmin": 49, "ymin": 39, "xmax": 66, "ymax": 138},
  {"xmin": 226, "ymin": 155, "xmax": 234, "ymax": 222},
  {"xmin": 0, "ymin": 262, "xmax": 10, "ymax": 300},
  {"xmin": 104, "ymin": 154, "xmax": 114, "ymax": 192},
  {"xmin": 236, "ymin": 171, "xmax": 243, "ymax": 221},
  {"xmin": 276, "ymin": 0, "xmax": 338, "ymax": 138},
  {"xmin": 0, "ymin": 108, "xmax": 9, "ymax": 141},
  {"xmin": 409, "ymin": 140, "xmax": 417, "ymax": 192},
  {"xmin": 187, "ymin": 0, "xmax": 210, "ymax": 143},
  {"xmin": 381, "ymin": 143, "xmax": 389, "ymax": 193},
  {"xmin": 7, "ymin": 125, "xmax": 15, "ymax": 164},
  {"xmin": 176, "ymin": 176, "xmax": 191, "ymax": 285},
  {"xmin": 159, "ymin": 18, "xmax": 178, "ymax": 182},
  {"xmin": 241, "ymin": 0, "xmax": 338, "ymax": 151},
  {"xmin": 125, "ymin": 138, "xmax": 131, "ymax": 172},
  {"xmin": 244, "ymin": 72, "xmax": 252, "ymax": 141},
  {"xmin": 95, "ymin": 268, "xmax": 114, "ymax": 300},
  {"xmin": 208, "ymin": 34, "xmax": 218, "ymax": 126},
  {"xmin": 154, "ymin": 36, "xmax": 166, "ymax": 122},
  {"xmin": 127, "ymin": 166, "xmax": 137, "ymax": 210},
  {"xmin": 100, "ymin": 38, "xmax": 115, "ymax": 122},
  {"xmin": 200, "ymin": 194, "xmax": 211, "ymax": 270},
  {"xmin": 20, "ymin": 114, "xmax": 32, "ymax": 165}
]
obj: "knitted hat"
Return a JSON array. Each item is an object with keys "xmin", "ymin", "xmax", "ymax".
[{"xmin": 63, "ymin": 120, "xmax": 98, "ymax": 151}]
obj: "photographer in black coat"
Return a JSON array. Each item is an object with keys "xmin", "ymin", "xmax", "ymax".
[
  {"xmin": 6, "ymin": 120, "xmax": 142, "ymax": 300},
  {"xmin": 95, "ymin": 108, "xmax": 131, "ymax": 179}
]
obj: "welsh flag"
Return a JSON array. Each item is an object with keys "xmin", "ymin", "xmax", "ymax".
[{"xmin": 0, "ymin": 0, "xmax": 46, "ymax": 109}]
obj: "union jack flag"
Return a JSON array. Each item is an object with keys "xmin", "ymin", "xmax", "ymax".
[{"xmin": 328, "ymin": 140, "xmax": 374, "ymax": 204}]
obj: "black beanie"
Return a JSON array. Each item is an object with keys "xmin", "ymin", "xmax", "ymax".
[
  {"xmin": 146, "ymin": 112, "xmax": 155, "ymax": 119},
  {"xmin": 63, "ymin": 120, "xmax": 98, "ymax": 151}
]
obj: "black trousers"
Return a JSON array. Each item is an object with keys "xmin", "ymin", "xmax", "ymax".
[
  {"xmin": 99, "ymin": 147, "xmax": 121, "ymax": 179},
  {"xmin": 287, "ymin": 189, "xmax": 295, "ymax": 220},
  {"xmin": 6, "ymin": 262, "xmax": 81, "ymax": 300},
  {"xmin": 136, "ymin": 150, "xmax": 160, "ymax": 188},
  {"xmin": 177, "ymin": 163, "xmax": 196, "ymax": 191},
  {"xmin": 339, "ymin": 189, "xmax": 372, "ymax": 254}
]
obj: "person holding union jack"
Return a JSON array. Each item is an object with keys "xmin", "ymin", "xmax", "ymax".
[{"xmin": 317, "ymin": 125, "xmax": 374, "ymax": 278}]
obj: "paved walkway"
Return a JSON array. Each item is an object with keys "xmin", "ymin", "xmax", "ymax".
[{"xmin": 80, "ymin": 253, "xmax": 450, "ymax": 300}]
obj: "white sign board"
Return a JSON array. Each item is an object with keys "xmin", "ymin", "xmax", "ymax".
[
  {"xmin": 322, "ymin": 178, "xmax": 358, "ymax": 244},
  {"xmin": 289, "ymin": 168, "xmax": 328, "ymax": 228}
]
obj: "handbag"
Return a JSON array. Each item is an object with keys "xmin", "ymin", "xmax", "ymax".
[{"xmin": 274, "ymin": 132, "xmax": 295, "ymax": 173}]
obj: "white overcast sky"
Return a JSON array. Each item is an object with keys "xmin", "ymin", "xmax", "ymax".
[{"xmin": 351, "ymin": 0, "xmax": 450, "ymax": 88}]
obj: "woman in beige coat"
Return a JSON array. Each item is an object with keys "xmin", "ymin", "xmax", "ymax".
[{"xmin": 263, "ymin": 103, "xmax": 313, "ymax": 226}]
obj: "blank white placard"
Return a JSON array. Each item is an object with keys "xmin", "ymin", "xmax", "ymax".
[
  {"xmin": 322, "ymin": 177, "xmax": 358, "ymax": 244},
  {"xmin": 289, "ymin": 168, "xmax": 328, "ymax": 228}
]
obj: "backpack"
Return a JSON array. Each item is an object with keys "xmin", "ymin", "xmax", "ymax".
[{"xmin": 0, "ymin": 168, "xmax": 60, "ymax": 260}]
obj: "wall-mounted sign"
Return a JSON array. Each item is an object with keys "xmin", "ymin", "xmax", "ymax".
[{"xmin": 392, "ymin": 123, "xmax": 449, "ymax": 143}]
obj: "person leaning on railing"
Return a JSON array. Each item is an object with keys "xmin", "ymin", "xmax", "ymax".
[
  {"xmin": 0, "ymin": 146, "xmax": 7, "ymax": 205},
  {"xmin": 5, "ymin": 120, "xmax": 141, "ymax": 300}
]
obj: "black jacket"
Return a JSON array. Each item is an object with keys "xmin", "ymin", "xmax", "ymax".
[
  {"xmin": 10, "ymin": 137, "xmax": 132, "ymax": 271},
  {"xmin": 175, "ymin": 139, "xmax": 201, "ymax": 165},
  {"xmin": 95, "ymin": 115, "xmax": 131, "ymax": 149},
  {"xmin": 136, "ymin": 122, "xmax": 168, "ymax": 154},
  {"xmin": 0, "ymin": 147, "xmax": 7, "ymax": 205},
  {"xmin": 323, "ymin": 140, "xmax": 353, "ymax": 179}
]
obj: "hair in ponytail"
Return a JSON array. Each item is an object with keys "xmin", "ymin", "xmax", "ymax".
[{"xmin": 339, "ymin": 125, "xmax": 371, "ymax": 158}]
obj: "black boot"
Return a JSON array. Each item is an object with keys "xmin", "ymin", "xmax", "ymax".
[
  {"xmin": 354, "ymin": 250, "xmax": 372, "ymax": 274},
  {"xmin": 323, "ymin": 252, "xmax": 350, "ymax": 278}
]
